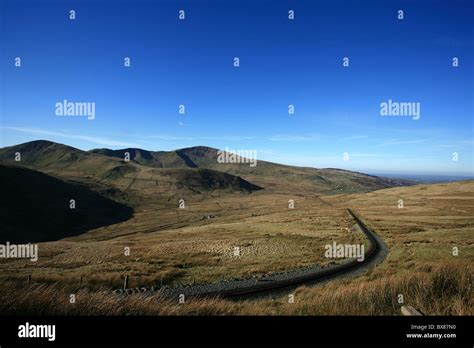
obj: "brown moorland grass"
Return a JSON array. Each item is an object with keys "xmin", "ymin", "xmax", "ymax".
[
  {"xmin": 0, "ymin": 180, "xmax": 472, "ymax": 315},
  {"xmin": 0, "ymin": 194, "xmax": 364, "ymax": 288},
  {"xmin": 327, "ymin": 181, "xmax": 474, "ymax": 276},
  {"xmin": 0, "ymin": 263, "xmax": 470, "ymax": 316}
]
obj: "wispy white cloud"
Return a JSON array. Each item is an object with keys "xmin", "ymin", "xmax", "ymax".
[
  {"xmin": 442, "ymin": 139, "xmax": 474, "ymax": 147},
  {"xmin": 266, "ymin": 132, "xmax": 365, "ymax": 142},
  {"xmin": 350, "ymin": 153, "xmax": 383, "ymax": 158},
  {"xmin": 146, "ymin": 134, "xmax": 195, "ymax": 141},
  {"xmin": 267, "ymin": 134, "xmax": 319, "ymax": 141},
  {"xmin": 1, "ymin": 126, "xmax": 138, "ymax": 147},
  {"xmin": 343, "ymin": 135, "xmax": 368, "ymax": 141},
  {"xmin": 121, "ymin": 133, "xmax": 258, "ymax": 142},
  {"xmin": 376, "ymin": 139, "xmax": 429, "ymax": 147},
  {"xmin": 201, "ymin": 135, "xmax": 258, "ymax": 141}
]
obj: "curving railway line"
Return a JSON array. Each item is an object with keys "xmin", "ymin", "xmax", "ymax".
[
  {"xmin": 117, "ymin": 209, "xmax": 388, "ymax": 300},
  {"xmin": 213, "ymin": 208, "xmax": 386, "ymax": 299}
]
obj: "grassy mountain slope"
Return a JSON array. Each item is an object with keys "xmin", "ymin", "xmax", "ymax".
[
  {"xmin": 0, "ymin": 140, "xmax": 415, "ymax": 199},
  {"xmin": 91, "ymin": 148, "xmax": 191, "ymax": 168},
  {"xmin": 90, "ymin": 145, "xmax": 415, "ymax": 194},
  {"xmin": 0, "ymin": 140, "xmax": 132, "ymax": 179},
  {"xmin": 0, "ymin": 141, "xmax": 263, "ymax": 202}
]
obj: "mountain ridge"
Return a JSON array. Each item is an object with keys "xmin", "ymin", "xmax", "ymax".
[
  {"xmin": 0, "ymin": 141, "xmax": 264, "ymax": 198},
  {"xmin": 88, "ymin": 144, "xmax": 416, "ymax": 194},
  {"xmin": 0, "ymin": 140, "xmax": 416, "ymax": 195}
]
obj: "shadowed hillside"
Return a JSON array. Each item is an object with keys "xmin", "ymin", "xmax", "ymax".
[
  {"xmin": 0, "ymin": 164, "xmax": 134, "ymax": 243},
  {"xmin": 0, "ymin": 140, "xmax": 416, "ymax": 198},
  {"xmin": 162, "ymin": 168, "xmax": 262, "ymax": 192},
  {"xmin": 0, "ymin": 140, "xmax": 415, "ymax": 196},
  {"xmin": 90, "ymin": 145, "xmax": 416, "ymax": 194},
  {"xmin": 0, "ymin": 141, "xmax": 263, "ymax": 201}
]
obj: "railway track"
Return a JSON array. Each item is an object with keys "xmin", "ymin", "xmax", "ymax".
[
  {"xmin": 214, "ymin": 208, "xmax": 383, "ymax": 298},
  {"xmin": 116, "ymin": 209, "xmax": 387, "ymax": 299}
]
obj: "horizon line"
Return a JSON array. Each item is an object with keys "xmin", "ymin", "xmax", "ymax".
[{"xmin": 1, "ymin": 138, "xmax": 473, "ymax": 179}]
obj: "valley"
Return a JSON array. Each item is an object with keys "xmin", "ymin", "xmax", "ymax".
[{"xmin": 0, "ymin": 140, "xmax": 472, "ymax": 315}]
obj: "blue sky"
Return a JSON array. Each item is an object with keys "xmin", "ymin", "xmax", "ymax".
[{"xmin": 1, "ymin": 0, "xmax": 473, "ymax": 175}]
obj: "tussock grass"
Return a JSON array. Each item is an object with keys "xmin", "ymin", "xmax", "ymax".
[
  {"xmin": 1, "ymin": 179, "xmax": 472, "ymax": 315},
  {"xmin": 1, "ymin": 263, "xmax": 470, "ymax": 316},
  {"xmin": 0, "ymin": 196, "xmax": 361, "ymax": 286}
]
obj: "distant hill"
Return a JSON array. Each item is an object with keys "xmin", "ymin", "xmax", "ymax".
[
  {"xmin": 91, "ymin": 147, "xmax": 192, "ymax": 168},
  {"xmin": 0, "ymin": 141, "xmax": 415, "ymax": 197},
  {"xmin": 0, "ymin": 164, "xmax": 133, "ymax": 243},
  {"xmin": 0, "ymin": 140, "xmax": 132, "ymax": 179},
  {"xmin": 0, "ymin": 141, "xmax": 263, "ymax": 200},
  {"xmin": 90, "ymin": 145, "xmax": 416, "ymax": 194},
  {"xmin": 369, "ymin": 173, "xmax": 474, "ymax": 184}
]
